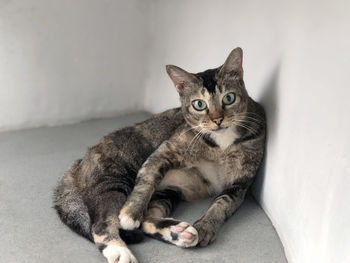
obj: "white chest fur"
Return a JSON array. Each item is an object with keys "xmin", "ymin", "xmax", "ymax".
[
  {"xmin": 196, "ymin": 161, "xmax": 227, "ymax": 194},
  {"xmin": 210, "ymin": 127, "xmax": 239, "ymax": 151}
]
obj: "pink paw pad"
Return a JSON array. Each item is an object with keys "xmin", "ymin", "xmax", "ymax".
[
  {"xmin": 175, "ymin": 226, "xmax": 185, "ymax": 232},
  {"xmin": 181, "ymin": 231, "xmax": 193, "ymax": 239},
  {"xmin": 169, "ymin": 222, "xmax": 198, "ymax": 248}
]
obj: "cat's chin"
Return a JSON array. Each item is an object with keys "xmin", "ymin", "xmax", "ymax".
[{"xmin": 211, "ymin": 126, "xmax": 229, "ymax": 132}]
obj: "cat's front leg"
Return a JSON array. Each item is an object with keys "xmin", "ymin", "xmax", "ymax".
[
  {"xmin": 119, "ymin": 141, "xmax": 183, "ymax": 230},
  {"xmin": 193, "ymin": 179, "xmax": 251, "ymax": 246}
]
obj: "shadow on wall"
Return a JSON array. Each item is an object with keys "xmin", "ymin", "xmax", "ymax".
[{"xmin": 252, "ymin": 63, "xmax": 280, "ymax": 201}]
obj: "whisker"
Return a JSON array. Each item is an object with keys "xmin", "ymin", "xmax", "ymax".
[
  {"xmin": 187, "ymin": 128, "xmax": 204, "ymax": 154},
  {"xmin": 185, "ymin": 127, "xmax": 203, "ymax": 153},
  {"xmin": 175, "ymin": 125, "xmax": 201, "ymax": 140},
  {"xmin": 228, "ymin": 114, "xmax": 264, "ymax": 124},
  {"xmin": 234, "ymin": 118, "xmax": 262, "ymax": 127},
  {"xmin": 235, "ymin": 112, "xmax": 265, "ymax": 120},
  {"xmin": 190, "ymin": 129, "xmax": 203, "ymax": 152},
  {"xmin": 194, "ymin": 131, "xmax": 206, "ymax": 153},
  {"xmin": 233, "ymin": 121, "xmax": 259, "ymax": 135},
  {"xmin": 240, "ymin": 116, "xmax": 264, "ymax": 124},
  {"xmin": 234, "ymin": 124, "xmax": 257, "ymax": 135}
]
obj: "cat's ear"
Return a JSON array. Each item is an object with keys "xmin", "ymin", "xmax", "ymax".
[
  {"xmin": 219, "ymin": 47, "xmax": 244, "ymax": 78},
  {"xmin": 166, "ymin": 65, "xmax": 198, "ymax": 94}
]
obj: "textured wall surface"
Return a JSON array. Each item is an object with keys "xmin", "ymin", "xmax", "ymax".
[{"xmin": 0, "ymin": 0, "xmax": 148, "ymax": 131}]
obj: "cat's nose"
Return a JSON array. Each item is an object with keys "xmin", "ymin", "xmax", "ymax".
[{"xmin": 212, "ymin": 117, "xmax": 224, "ymax": 126}]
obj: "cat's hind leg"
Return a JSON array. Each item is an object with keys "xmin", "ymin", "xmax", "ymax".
[
  {"xmin": 91, "ymin": 191, "xmax": 138, "ymax": 263},
  {"xmin": 141, "ymin": 168, "xmax": 209, "ymax": 248}
]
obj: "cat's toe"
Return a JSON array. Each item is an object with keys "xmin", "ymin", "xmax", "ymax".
[
  {"xmin": 119, "ymin": 214, "xmax": 140, "ymax": 230},
  {"xmin": 193, "ymin": 220, "xmax": 217, "ymax": 247},
  {"xmin": 198, "ymin": 231, "xmax": 216, "ymax": 247},
  {"xmin": 170, "ymin": 222, "xmax": 198, "ymax": 248},
  {"xmin": 102, "ymin": 245, "xmax": 138, "ymax": 263}
]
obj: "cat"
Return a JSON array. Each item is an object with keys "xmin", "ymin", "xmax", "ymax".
[{"xmin": 53, "ymin": 47, "xmax": 266, "ymax": 263}]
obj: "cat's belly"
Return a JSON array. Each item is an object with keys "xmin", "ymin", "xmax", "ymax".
[
  {"xmin": 196, "ymin": 160, "xmax": 229, "ymax": 195},
  {"xmin": 158, "ymin": 168, "xmax": 210, "ymax": 201},
  {"xmin": 157, "ymin": 161, "xmax": 231, "ymax": 200}
]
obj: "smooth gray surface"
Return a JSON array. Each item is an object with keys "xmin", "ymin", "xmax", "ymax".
[{"xmin": 0, "ymin": 113, "xmax": 287, "ymax": 263}]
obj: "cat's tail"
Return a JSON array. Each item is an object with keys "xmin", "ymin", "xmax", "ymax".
[{"xmin": 53, "ymin": 160, "xmax": 143, "ymax": 244}]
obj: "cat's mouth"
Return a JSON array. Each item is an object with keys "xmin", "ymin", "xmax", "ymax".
[{"xmin": 212, "ymin": 126, "xmax": 228, "ymax": 132}]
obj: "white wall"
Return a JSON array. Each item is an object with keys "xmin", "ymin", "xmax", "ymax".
[
  {"xmin": 0, "ymin": 0, "xmax": 149, "ymax": 131},
  {"xmin": 2, "ymin": 1, "xmax": 350, "ymax": 262},
  {"xmin": 144, "ymin": 1, "xmax": 350, "ymax": 263},
  {"xmin": 144, "ymin": 0, "xmax": 285, "ymax": 112}
]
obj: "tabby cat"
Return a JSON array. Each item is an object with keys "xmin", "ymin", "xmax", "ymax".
[{"xmin": 54, "ymin": 47, "xmax": 266, "ymax": 263}]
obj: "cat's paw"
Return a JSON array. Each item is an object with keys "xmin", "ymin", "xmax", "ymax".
[
  {"xmin": 119, "ymin": 213, "xmax": 140, "ymax": 230},
  {"xmin": 169, "ymin": 221, "xmax": 199, "ymax": 248},
  {"xmin": 193, "ymin": 220, "xmax": 217, "ymax": 247},
  {"xmin": 142, "ymin": 218, "xmax": 198, "ymax": 248},
  {"xmin": 102, "ymin": 245, "xmax": 138, "ymax": 263},
  {"xmin": 119, "ymin": 207, "xmax": 141, "ymax": 230}
]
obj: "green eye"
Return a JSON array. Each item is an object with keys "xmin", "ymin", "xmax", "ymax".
[
  {"xmin": 192, "ymin": 100, "xmax": 207, "ymax": 111},
  {"xmin": 222, "ymin": 92, "xmax": 236, "ymax": 105}
]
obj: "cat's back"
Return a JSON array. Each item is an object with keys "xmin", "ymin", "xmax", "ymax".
[
  {"xmin": 135, "ymin": 107, "xmax": 184, "ymax": 146},
  {"xmin": 105, "ymin": 107, "xmax": 184, "ymax": 149},
  {"xmin": 70, "ymin": 108, "xmax": 185, "ymax": 184}
]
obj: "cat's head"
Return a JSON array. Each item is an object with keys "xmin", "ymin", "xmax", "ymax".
[{"xmin": 166, "ymin": 47, "xmax": 249, "ymax": 133}]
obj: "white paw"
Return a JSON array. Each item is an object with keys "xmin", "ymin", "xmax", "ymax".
[
  {"xmin": 102, "ymin": 245, "xmax": 138, "ymax": 263},
  {"xmin": 119, "ymin": 214, "xmax": 140, "ymax": 230},
  {"xmin": 169, "ymin": 222, "xmax": 198, "ymax": 248}
]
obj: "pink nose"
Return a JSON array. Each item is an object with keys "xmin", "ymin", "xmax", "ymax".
[{"xmin": 212, "ymin": 117, "xmax": 223, "ymax": 126}]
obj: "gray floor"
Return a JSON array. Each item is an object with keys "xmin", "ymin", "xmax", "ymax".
[{"xmin": 0, "ymin": 112, "xmax": 287, "ymax": 263}]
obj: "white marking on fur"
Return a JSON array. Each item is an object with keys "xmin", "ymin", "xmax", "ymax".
[
  {"xmin": 197, "ymin": 160, "xmax": 226, "ymax": 194},
  {"xmin": 119, "ymin": 214, "xmax": 140, "ymax": 230},
  {"xmin": 210, "ymin": 126, "xmax": 239, "ymax": 150},
  {"xmin": 102, "ymin": 245, "xmax": 138, "ymax": 263}
]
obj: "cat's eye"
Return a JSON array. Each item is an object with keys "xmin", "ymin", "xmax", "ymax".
[
  {"xmin": 222, "ymin": 92, "xmax": 236, "ymax": 105},
  {"xmin": 192, "ymin": 100, "xmax": 207, "ymax": 111}
]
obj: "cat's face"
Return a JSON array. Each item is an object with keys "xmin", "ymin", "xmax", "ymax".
[{"xmin": 166, "ymin": 47, "xmax": 249, "ymax": 133}]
